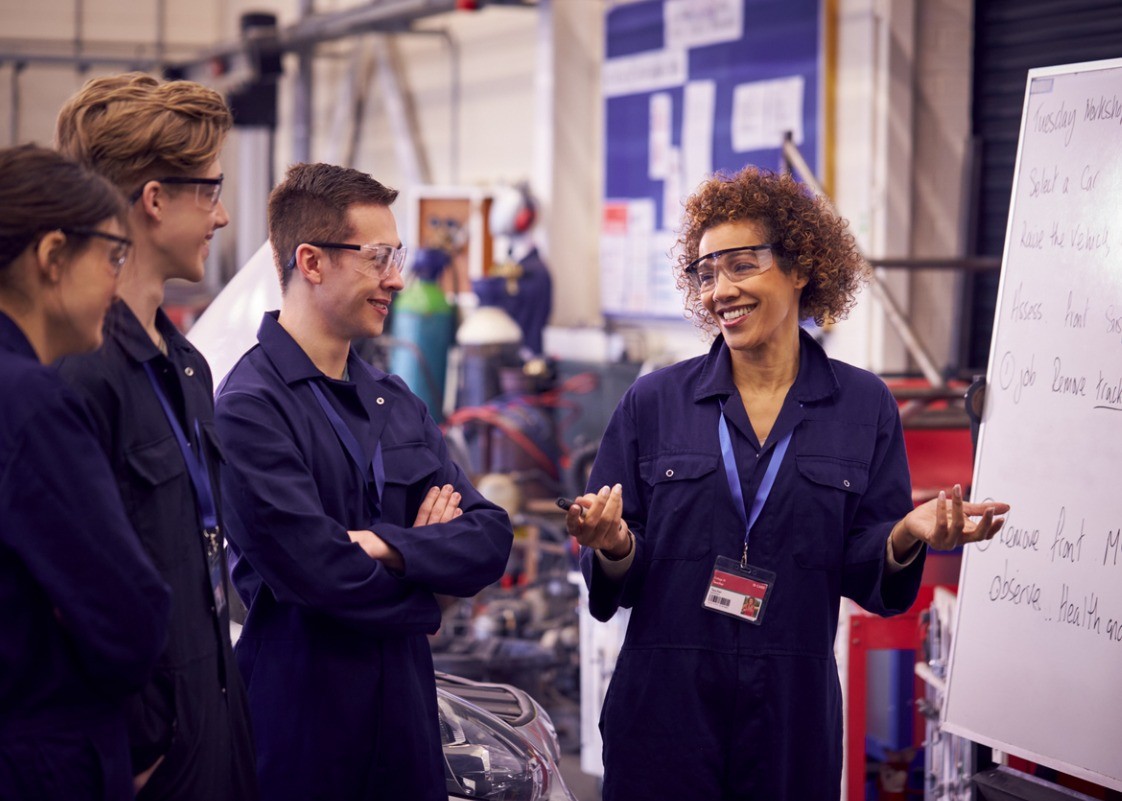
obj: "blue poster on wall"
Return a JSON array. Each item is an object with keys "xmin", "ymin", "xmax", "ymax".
[{"xmin": 600, "ymin": 0, "xmax": 821, "ymax": 318}]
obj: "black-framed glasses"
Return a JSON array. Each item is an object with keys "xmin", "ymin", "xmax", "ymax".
[
  {"xmin": 128, "ymin": 175, "xmax": 224, "ymax": 210},
  {"xmin": 683, "ymin": 243, "xmax": 779, "ymax": 292},
  {"xmin": 286, "ymin": 241, "xmax": 409, "ymax": 279},
  {"xmin": 61, "ymin": 227, "xmax": 132, "ymax": 275}
]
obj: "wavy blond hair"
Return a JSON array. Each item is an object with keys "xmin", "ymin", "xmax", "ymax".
[
  {"xmin": 55, "ymin": 72, "xmax": 232, "ymax": 194},
  {"xmin": 674, "ymin": 166, "xmax": 868, "ymax": 332}
]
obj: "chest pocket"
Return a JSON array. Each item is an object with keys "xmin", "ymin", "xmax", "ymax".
[
  {"xmin": 125, "ymin": 435, "xmax": 187, "ymax": 487},
  {"xmin": 638, "ymin": 451, "xmax": 719, "ymax": 560},
  {"xmin": 793, "ymin": 455, "xmax": 868, "ymax": 570},
  {"xmin": 382, "ymin": 443, "xmax": 442, "ymax": 523},
  {"xmin": 123, "ymin": 435, "xmax": 193, "ymax": 571}
]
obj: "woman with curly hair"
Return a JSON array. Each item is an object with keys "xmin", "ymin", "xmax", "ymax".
[{"xmin": 565, "ymin": 166, "xmax": 1009, "ymax": 799}]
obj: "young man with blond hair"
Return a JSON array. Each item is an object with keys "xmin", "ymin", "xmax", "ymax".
[
  {"xmin": 214, "ymin": 162, "xmax": 513, "ymax": 800},
  {"xmin": 55, "ymin": 73, "xmax": 257, "ymax": 800}
]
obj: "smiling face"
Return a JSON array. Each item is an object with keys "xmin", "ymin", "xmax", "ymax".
[
  {"xmin": 153, "ymin": 159, "xmax": 229, "ymax": 283},
  {"xmin": 318, "ymin": 203, "xmax": 404, "ymax": 342},
  {"xmin": 698, "ymin": 219, "xmax": 807, "ymax": 358}
]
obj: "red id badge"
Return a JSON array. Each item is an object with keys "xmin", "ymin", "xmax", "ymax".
[{"xmin": 702, "ymin": 555, "xmax": 775, "ymax": 625}]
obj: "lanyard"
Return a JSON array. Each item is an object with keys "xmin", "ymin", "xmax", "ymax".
[
  {"xmin": 308, "ymin": 381, "xmax": 385, "ymax": 520},
  {"xmin": 717, "ymin": 400, "xmax": 792, "ymax": 567},
  {"xmin": 142, "ymin": 362, "xmax": 220, "ymax": 553}
]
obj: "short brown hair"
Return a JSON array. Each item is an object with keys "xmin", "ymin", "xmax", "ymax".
[
  {"xmin": 268, "ymin": 162, "xmax": 399, "ymax": 291},
  {"xmin": 0, "ymin": 144, "xmax": 125, "ymax": 274},
  {"xmin": 55, "ymin": 72, "xmax": 231, "ymax": 195},
  {"xmin": 675, "ymin": 166, "xmax": 868, "ymax": 330}
]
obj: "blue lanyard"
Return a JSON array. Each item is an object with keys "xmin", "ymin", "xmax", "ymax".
[
  {"xmin": 308, "ymin": 381, "xmax": 385, "ymax": 521},
  {"xmin": 718, "ymin": 400, "xmax": 792, "ymax": 567},
  {"xmin": 142, "ymin": 362, "xmax": 220, "ymax": 550}
]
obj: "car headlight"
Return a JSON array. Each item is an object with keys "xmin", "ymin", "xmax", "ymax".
[{"xmin": 440, "ymin": 692, "xmax": 550, "ymax": 801}]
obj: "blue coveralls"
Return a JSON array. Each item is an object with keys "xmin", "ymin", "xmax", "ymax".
[
  {"xmin": 214, "ymin": 312, "xmax": 513, "ymax": 801},
  {"xmin": 0, "ymin": 312, "xmax": 170, "ymax": 800},
  {"xmin": 58, "ymin": 300, "xmax": 258, "ymax": 801},
  {"xmin": 583, "ymin": 330, "xmax": 925, "ymax": 800}
]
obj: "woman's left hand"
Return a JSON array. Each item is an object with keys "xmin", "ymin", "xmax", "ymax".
[{"xmin": 891, "ymin": 483, "xmax": 1009, "ymax": 556}]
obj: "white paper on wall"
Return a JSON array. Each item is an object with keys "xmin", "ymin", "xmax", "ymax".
[
  {"xmin": 603, "ymin": 48, "xmax": 688, "ymax": 99},
  {"xmin": 664, "ymin": 0, "xmax": 743, "ymax": 51},
  {"xmin": 731, "ymin": 75, "xmax": 805, "ymax": 153}
]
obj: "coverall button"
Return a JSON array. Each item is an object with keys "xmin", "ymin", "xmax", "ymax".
[
  {"xmin": 185, "ymin": 366, "xmax": 195, "ymax": 377},
  {"xmin": 376, "ymin": 397, "xmax": 385, "ymax": 405},
  {"xmin": 843, "ymin": 479, "xmax": 851, "ymax": 487},
  {"xmin": 665, "ymin": 469, "xmax": 674, "ymax": 477}
]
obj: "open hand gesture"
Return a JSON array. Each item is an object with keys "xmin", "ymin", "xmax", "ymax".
[{"xmin": 892, "ymin": 483, "xmax": 1009, "ymax": 556}]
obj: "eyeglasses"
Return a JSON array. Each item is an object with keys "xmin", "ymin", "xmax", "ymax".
[
  {"xmin": 128, "ymin": 175, "xmax": 224, "ymax": 210},
  {"xmin": 61, "ymin": 227, "xmax": 132, "ymax": 275},
  {"xmin": 287, "ymin": 241, "xmax": 409, "ymax": 280},
  {"xmin": 683, "ymin": 243, "xmax": 779, "ymax": 292}
]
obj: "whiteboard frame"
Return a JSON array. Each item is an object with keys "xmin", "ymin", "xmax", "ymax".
[{"xmin": 942, "ymin": 55, "xmax": 1122, "ymax": 793}]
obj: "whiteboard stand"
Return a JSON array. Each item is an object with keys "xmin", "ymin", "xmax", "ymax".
[{"xmin": 973, "ymin": 767, "xmax": 1101, "ymax": 801}]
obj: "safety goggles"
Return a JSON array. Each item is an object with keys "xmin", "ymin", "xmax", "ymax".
[
  {"xmin": 128, "ymin": 175, "xmax": 224, "ymax": 210},
  {"xmin": 61, "ymin": 227, "xmax": 132, "ymax": 275},
  {"xmin": 683, "ymin": 243, "xmax": 779, "ymax": 292},
  {"xmin": 287, "ymin": 241, "xmax": 409, "ymax": 280}
]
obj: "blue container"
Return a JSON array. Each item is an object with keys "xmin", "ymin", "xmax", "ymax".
[{"xmin": 391, "ymin": 261, "xmax": 455, "ymax": 421}]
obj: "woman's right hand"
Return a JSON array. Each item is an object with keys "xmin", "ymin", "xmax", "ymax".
[{"xmin": 565, "ymin": 484, "xmax": 632, "ymax": 558}]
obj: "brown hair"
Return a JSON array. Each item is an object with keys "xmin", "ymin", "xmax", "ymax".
[
  {"xmin": 0, "ymin": 144, "xmax": 126, "ymax": 274},
  {"xmin": 55, "ymin": 72, "xmax": 232, "ymax": 194},
  {"xmin": 268, "ymin": 162, "xmax": 399, "ymax": 291},
  {"xmin": 675, "ymin": 166, "xmax": 868, "ymax": 330}
]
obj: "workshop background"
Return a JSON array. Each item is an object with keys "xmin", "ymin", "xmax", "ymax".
[{"xmin": 3, "ymin": 1, "xmax": 1122, "ymax": 799}]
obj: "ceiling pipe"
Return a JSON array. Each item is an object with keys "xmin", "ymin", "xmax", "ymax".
[{"xmin": 0, "ymin": 0, "xmax": 533, "ymax": 75}]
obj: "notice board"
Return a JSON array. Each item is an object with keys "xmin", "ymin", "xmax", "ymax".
[
  {"xmin": 943, "ymin": 58, "xmax": 1122, "ymax": 791},
  {"xmin": 600, "ymin": 0, "xmax": 821, "ymax": 319}
]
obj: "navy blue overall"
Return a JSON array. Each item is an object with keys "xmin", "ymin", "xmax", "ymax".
[
  {"xmin": 0, "ymin": 312, "xmax": 170, "ymax": 800},
  {"xmin": 215, "ymin": 312, "xmax": 513, "ymax": 801},
  {"xmin": 582, "ymin": 330, "xmax": 925, "ymax": 800},
  {"xmin": 58, "ymin": 301, "xmax": 258, "ymax": 800}
]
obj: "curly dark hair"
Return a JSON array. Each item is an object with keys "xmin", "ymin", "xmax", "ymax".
[{"xmin": 674, "ymin": 166, "xmax": 868, "ymax": 330}]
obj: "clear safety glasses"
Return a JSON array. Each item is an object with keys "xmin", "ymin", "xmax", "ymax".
[
  {"xmin": 128, "ymin": 175, "xmax": 224, "ymax": 210},
  {"xmin": 61, "ymin": 227, "xmax": 132, "ymax": 275},
  {"xmin": 288, "ymin": 241, "xmax": 410, "ymax": 280},
  {"xmin": 684, "ymin": 243, "xmax": 779, "ymax": 292}
]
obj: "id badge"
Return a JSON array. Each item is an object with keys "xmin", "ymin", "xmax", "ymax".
[
  {"xmin": 207, "ymin": 546, "xmax": 227, "ymax": 619},
  {"xmin": 702, "ymin": 555, "xmax": 775, "ymax": 625}
]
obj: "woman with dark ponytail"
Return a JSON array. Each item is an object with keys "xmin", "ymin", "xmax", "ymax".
[{"xmin": 0, "ymin": 144, "xmax": 170, "ymax": 800}]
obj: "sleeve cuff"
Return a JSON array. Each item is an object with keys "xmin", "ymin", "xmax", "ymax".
[
  {"xmin": 595, "ymin": 533, "xmax": 635, "ymax": 580},
  {"xmin": 885, "ymin": 535, "xmax": 923, "ymax": 574}
]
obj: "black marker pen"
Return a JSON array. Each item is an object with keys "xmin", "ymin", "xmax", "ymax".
[{"xmin": 556, "ymin": 497, "xmax": 585, "ymax": 517}]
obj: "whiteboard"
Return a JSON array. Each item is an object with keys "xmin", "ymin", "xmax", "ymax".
[{"xmin": 943, "ymin": 58, "xmax": 1122, "ymax": 792}]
